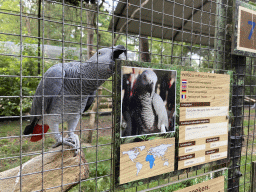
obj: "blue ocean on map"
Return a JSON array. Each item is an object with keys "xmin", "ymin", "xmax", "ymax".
[{"xmin": 146, "ymin": 155, "xmax": 155, "ymax": 169}]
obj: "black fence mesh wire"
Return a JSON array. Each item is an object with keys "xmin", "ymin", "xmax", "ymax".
[{"xmin": 0, "ymin": 0, "xmax": 255, "ymax": 191}]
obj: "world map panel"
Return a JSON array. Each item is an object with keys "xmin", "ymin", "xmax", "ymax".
[{"xmin": 120, "ymin": 138, "xmax": 175, "ymax": 184}]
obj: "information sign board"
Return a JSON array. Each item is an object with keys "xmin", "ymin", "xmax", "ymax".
[
  {"xmin": 118, "ymin": 66, "xmax": 177, "ymax": 185},
  {"xmin": 113, "ymin": 60, "xmax": 231, "ymax": 189},
  {"xmin": 174, "ymin": 176, "xmax": 224, "ymax": 192},
  {"xmin": 178, "ymin": 71, "xmax": 230, "ymax": 170}
]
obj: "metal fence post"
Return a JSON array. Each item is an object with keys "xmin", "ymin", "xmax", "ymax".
[
  {"xmin": 215, "ymin": 0, "xmax": 245, "ymax": 191},
  {"xmin": 229, "ymin": 56, "xmax": 245, "ymax": 192},
  {"xmin": 37, "ymin": 0, "xmax": 41, "ymax": 75},
  {"xmin": 252, "ymin": 161, "xmax": 256, "ymax": 192}
]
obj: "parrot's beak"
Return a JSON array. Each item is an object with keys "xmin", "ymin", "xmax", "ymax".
[
  {"xmin": 109, "ymin": 45, "xmax": 127, "ymax": 72},
  {"xmin": 113, "ymin": 45, "xmax": 127, "ymax": 60}
]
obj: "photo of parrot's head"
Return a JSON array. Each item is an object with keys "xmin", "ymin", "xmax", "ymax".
[
  {"xmin": 133, "ymin": 69, "xmax": 157, "ymax": 98},
  {"xmin": 141, "ymin": 70, "xmax": 158, "ymax": 98}
]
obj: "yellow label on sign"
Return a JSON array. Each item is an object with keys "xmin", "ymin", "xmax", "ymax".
[{"xmin": 178, "ymin": 71, "xmax": 230, "ymax": 170}]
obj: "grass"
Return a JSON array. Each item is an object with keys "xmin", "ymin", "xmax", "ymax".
[
  {"xmin": 236, "ymin": 107, "xmax": 256, "ymax": 192},
  {"xmin": 0, "ymin": 120, "xmax": 56, "ymax": 172},
  {"xmin": 239, "ymin": 155, "xmax": 256, "ymax": 192},
  {"xmin": 242, "ymin": 107, "xmax": 256, "ymax": 159}
]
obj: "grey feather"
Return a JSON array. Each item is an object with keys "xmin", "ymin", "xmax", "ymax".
[
  {"xmin": 83, "ymin": 90, "xmax": 97, "ymax": 112},
  {"xmin": 30, "ymin": 64, "xmax": 65, "ymax": 119},
  {"xmin": 152, "ymin": 93, "xmax": 168, "ymax": 130}
]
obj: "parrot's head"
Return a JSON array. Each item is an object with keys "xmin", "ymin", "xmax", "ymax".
[
  {"xmin": 88, "ymin": 45, "xmax": 126, "ymax": 72},
  {"xmin": 138, "ymin": 69, "xmax": 157, "ymax": 98}
]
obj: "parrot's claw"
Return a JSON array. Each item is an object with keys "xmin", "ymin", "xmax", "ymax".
[
  {"xmin": 52, "ymin": 134, "xmax": 80, "ymax": 156},
  {"xmin": 160, "ymin": 124, "xmax": 166, "ymax": 133},
  {"xmin": 52, "ymin": 138, "xmax": 76, "ymax": 148},
  {"xmin": 66, "ymin": 133, "xmax": 80, "ymax": 156}
]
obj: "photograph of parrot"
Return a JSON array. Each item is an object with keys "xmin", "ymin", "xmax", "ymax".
[
  {"xmin": 121, "ymin": 73, "xmax": 132, "ymax": 136},
  {"xmin": 159, "ymin": 72, "xmax": 176, "ymax": 131},
  {"xmin": 128, "ymin": 69, "xmax": 169, "ymax": 136},
  {"xmin": 23, "ymin": 45, "xmax": 126, "ymax": 155}
]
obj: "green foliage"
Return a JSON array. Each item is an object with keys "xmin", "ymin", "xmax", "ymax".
[
  {"xmin": 90, "ymin": 163, "xmax": 109, "ymax": 177},
  {"xmin": 69, "ymin": 177, "xmax": 110, "ymax": 192},
  {"xmin": 101, "ymin": 78, "xmax": 112, "ymax": 95},
  {"xmin": 58, "ymin": 49, "xmax": 79, "ymax": 61},
  {"xmin": 0, "ymin": 0, "xmax": 21, "ymax": 42},
  {"xmin": 0, "ymin": 44, "xmax": 41, "ymax": 116},
  {"xmin": 0, "ymin": 55, "xmax": 22, "ymax": 116}
]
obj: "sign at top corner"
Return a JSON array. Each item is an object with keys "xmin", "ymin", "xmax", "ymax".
[{"xmin": 237, "ymin": 5, "xmax": 256, "ymax": 53}]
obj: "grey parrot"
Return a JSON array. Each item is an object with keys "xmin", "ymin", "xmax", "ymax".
[
  {"xmin": 129, "ymin": 69, "xmax": 168, "ymax": 136},
  {"xmin": 24, "ymin": 45, "xmax": 126, "ymax": 155}
]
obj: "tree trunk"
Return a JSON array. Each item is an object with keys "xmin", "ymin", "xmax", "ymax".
[
  {"xmin": 87, "ymin": 88, "xmax": 102, "ymax": 143},
  {"xmin": 86, "ymin": 5, "xmax": 96, "ymax": 59},
  {"xmin": 140, "ymin": 35, "xmax": 151, "ymax": 62},
  {"xmin": 25, "ymin": 17, "xmax": 31, "ymax": 36}
]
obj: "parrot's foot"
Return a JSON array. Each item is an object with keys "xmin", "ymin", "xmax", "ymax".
[
  {"xmin": 160, "ymin": 124, "xmax": 166, "ymax": 133},
  {"xmin": 65, "ymin": 134, "xmax": 80, "ymax": 156},
  {"xmin": 52, "ymin": 134, "xmax": 80, "ymax": 156}
]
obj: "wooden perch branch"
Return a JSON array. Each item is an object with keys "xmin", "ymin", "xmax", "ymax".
[
  {"xmin": 245, "ymin": 96, "xmax": 256, "ymax": 103},
  {"xmin": 100, "ymin": 86, "xmax": 112, "ymax": 94},
  {"xmin": 0, "ymin": 146, "xmax": 89, "ymax": 192}
]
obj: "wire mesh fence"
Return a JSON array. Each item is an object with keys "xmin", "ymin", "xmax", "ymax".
[{"xmin": 0, "ymin": 0, "xmax": 255, "ymax": 191}]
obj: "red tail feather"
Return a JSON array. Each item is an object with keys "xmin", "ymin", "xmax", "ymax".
[{"xmin": 30, "ymin": 124, "xmax": 49, "ymax": 142}]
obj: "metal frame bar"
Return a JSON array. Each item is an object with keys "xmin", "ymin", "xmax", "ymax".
[{"xmin": 0, "ymin": 0, "xmax": 255, "ymax": 191}]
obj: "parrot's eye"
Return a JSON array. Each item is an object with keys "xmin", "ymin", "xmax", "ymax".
[{"xmin": 98, "ymin": 52, "xmax": 101, "ymax": 55}]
